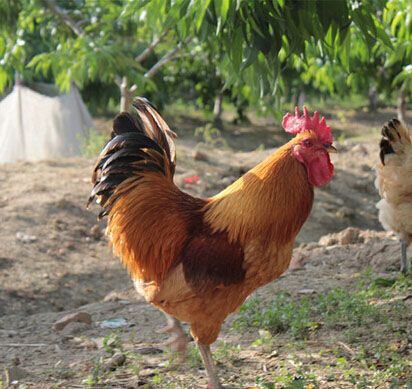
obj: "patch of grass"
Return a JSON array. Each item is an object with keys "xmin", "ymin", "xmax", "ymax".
[
  {"xmin": 233, "ymin": 273, "xmax": 410, "ymax": 341},
  {"xmin": 150, "ymin": 371, "xmax": 164, "ymax": 386},
  {"xmin": 102, "ymin": 330, "xmax": 123, "ymax": 355},
  {"xmin": 187, "ymin": 344, "xmax": 202, "ymax": 369},
  {"xmin": 255, "ymin": 367, "xmax": 319, "ymax": 389},
  {"xmin": 233, "ymin": 273, "xmax": 411, "ymax": 387},
  {"xmin": 316, "ymin": 287, "xmax": 383, "ymax": 330},
  {"xmin": 82, "ymin": 357, "xmax": 105, "ymax": 386},
  {"xmin": 79, "ymin": 128, "xmax": 108, "ymax": 157},
  {"xmin": 194, "ymin": 124, "xmax": 229, "ymax": 149},
  {"xmin": 251, "ymin": 329, "xmax": 275, "ymax": 353},
  {"xmin": 232, "ymin": 293, "xmax": 317, "ymax": 339},
  {"xmin": 214, "ymin": 340, "xmax": 241, "ymax": 363}
]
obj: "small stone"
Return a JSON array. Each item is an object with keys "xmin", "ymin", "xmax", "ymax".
[
  {"xmin": 194, "ymin": 150, "xmax": 209, "ymax": 161},
  {"xmin": 16, "ymin": 232, "xmax": 37, "ymax": 243},
  {"xmin": 53, "ymin": 311, "xmax": 92, "ymax": 331},
  {"xmin": 103, "ymin": 291, "xmax": 121, "ymax": 302},
  {"xmin": 139, "ymin": 368, "xmax": 156, "ymax": 378},
  {"xmin": 61, "ymin": 322, "xmax": 91, "ymax": 336},
  {"xmin": 134, "ymin": 347, "xmax": 163, "ymax": 355},
  {"xmin": 58, "ymin": 248, "xmax": 66, "ymax": 256},
  {"xmin": 351, "ymin": 144, "xmax": 368, "ymax": 155},
  {"xmin": 318, "ymin": 235, "xmax": 338, "ymax": 246},
  {"xmin": 221, "ymin": 176, "xmax": 236, "ymax": 186},
  {"xmin": 319, "ymin": 227, "xmax": 364, "ymax": 246},
  {"xmin": 335, "ymin": 206, "xmax": 355, "ymax": 219},
  {"xmin": 103, "ymin": 352, "xmax": 126, "ymax": 371},
  {"xmin": 339, "ymin": 227, "xmax": 362, "ymax": 245},
  {"xmin": 90, "ymin": 225, "xmax": 102, "ymax": 240},
  {"xmin": 73, "ymin": 337, "xmax": 98, "ymax": 349},
  {"xmin": 297, "ymin": 289, "xmax": 316, "ymax": 295}
]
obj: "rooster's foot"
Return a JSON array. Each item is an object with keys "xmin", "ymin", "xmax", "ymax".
[{"xmin": 158, "ymin": 314, "xmax": 188, "ymax": 361}]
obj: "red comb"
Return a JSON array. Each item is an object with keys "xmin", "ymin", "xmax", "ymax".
[{"xmin": 282, "ymin": 106, "xmax": 333, "ymax": 144}]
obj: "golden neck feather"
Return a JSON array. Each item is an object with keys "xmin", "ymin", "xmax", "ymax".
[{"xmin": 204, "ymin": 140, "xmax": 314, "ymax": 245}]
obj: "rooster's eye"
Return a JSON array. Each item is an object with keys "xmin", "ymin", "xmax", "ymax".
[{"xmin": 303, "ymin": 139, "xmax": 313, "ymax": 147}]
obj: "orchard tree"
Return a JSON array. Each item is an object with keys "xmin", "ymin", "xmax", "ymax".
[
  {"xmin": 1, "ymin": 0, "xmax": 394, "ymax": 113},
  {"xmin": 283, "ymin": 0, "xmax": 411, "ymax": 120},
  {"xmin": 0, "ymin": 0, "xmax": 187, "ymax": 110}
]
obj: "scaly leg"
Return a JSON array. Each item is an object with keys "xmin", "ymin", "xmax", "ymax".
[
  {"xmin": 158, "ymin": 313, "xmax": 188, "ymax": 359},
  {"xmin": 400, "ymin": 240, "xmax": 409, "ymax": 274},
  {"xmin": 197, "ymin": 343, "xmax": 222, "ymax": 389}
]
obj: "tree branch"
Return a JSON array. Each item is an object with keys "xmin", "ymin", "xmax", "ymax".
[
  {"xmin": 135, "ymin": 29, "xmax": 169, "ymax": 64},
  {"xmin": 43, "ymin": 0, "xmax": 84, "ymax": 37},
  {"xmin": 144, "ymin": 39, "xmax": 189, "ymax": 79},
  {"xmin": 128, "ymin": 39, "xmax": 190, "ymax": 93}
]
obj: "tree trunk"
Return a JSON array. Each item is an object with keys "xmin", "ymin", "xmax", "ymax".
[
  {"xmin": 213, "ymin": 93, "xmax": 223, "ymax": 128},
  {"xmin": 298, "ymin": 89, "xmax": 305, "ymax": 107},
  {"xmin": 368, "ymin": 86, "xmax": 378, "ymax": 112},
  {"xmin": 120, "ymin": 76, "xmax": 132, "ymax": 112},
  {"xmin": 397, "ymin": 90, "xmax": 407, "ymax": 123}
]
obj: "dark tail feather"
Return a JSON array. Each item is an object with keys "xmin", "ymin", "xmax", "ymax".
[
  {"xmin": 379, "ymin": 118, "xmax": 411, "ymax": 165},
  {"xmin": 88, "ymin": 98, "xmax": 177, "ymax": 217}
]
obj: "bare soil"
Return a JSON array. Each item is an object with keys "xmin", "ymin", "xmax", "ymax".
[{"xmin": 0, "ymin": 107, "xmax": 411, "ymax": 388}]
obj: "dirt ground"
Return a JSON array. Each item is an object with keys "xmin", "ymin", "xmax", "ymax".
[{"xmin": 0, "ymin": 107, "xmax": 411, "ymax": 388}]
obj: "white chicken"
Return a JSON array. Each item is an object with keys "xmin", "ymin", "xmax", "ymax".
[{"xmin": 375, "ymin": 118, "xmax": 412, "ymax": 273}]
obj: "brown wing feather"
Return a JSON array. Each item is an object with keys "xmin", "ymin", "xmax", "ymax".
[{"xmin": 180, "ymin": 226, "xmax": 245, "ymax": 294}]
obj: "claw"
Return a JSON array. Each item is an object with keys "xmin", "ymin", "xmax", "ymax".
[{"xmin": 158, "ymin": 314, "xmax": 188, "ymax": 362}]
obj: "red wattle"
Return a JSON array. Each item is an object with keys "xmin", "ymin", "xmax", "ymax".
[{"xmin": 307, "ymin": 151, "xmax": 334, "ymax": 187}]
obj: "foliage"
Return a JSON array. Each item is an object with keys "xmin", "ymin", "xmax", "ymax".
[
  {"xmin": 78, "ymin": 128, "xmax": 108, "ymax": 158},
  {"xmin": 0, "ymin": 0, "xmax": 399, "ymax": 113},
  {"xmin": 194, "ymin": 124, "xmax": 229, "ymax": 148}
]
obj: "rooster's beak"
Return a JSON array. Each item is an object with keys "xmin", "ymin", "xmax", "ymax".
[{"xmin": 326, "ymin": 145, "xmax": 337, "ymax": 153}]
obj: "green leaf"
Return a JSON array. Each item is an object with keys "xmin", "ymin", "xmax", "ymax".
[
  {"xmin": 375, "ymin": 24, "xmax": 393, "ymax": 49},
  {"xmin": 340, "ymin": 29, "xmax": 351, "ymax": 71},
  {"xmin": 195, "ymin": 0, "xmax": 212, "ymax": 31},
  {"xmin": 214, "ymin": 0, "xmax": 230, "ymax": 23}
]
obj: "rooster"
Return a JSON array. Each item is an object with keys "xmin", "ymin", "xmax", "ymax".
[
  {"xmin": 376, "ymin": 118, "xmax": 412, "ymax": 273},
  {"xmin": 88, "ymin": 100, "xmax": 336, "ymax": 388}
]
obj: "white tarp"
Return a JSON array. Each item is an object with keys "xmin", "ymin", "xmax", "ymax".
[{"xmin": 0, "ymin": 83, "xmax": 94, "ymax": 163}]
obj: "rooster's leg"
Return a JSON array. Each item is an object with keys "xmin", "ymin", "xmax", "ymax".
[
  {"xmin": 197, "ymin": 343, "xmax": 222, "ymax": 389},
  {"xmin": 400, "ymin": 240, "xmax": 409, "ymax": 274},
  {"xmin": 158, "ymin": 313, "xmax": 188, "ymax": 360}
]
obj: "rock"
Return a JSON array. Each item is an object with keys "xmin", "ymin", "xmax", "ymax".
[
  {"xmin": 339, "ymin": 227, "xmax": 363, "ymax": 245},
  {"xmin": 4, "ymin": 366, "xmax": 29, "ymax": 385},
  {"xmin": 351, "ymin": 144, "xmax": 368, "ymax": 155},
  {"xmin": 134, "ymin": 347, "xmax": 163, "ymax": 355},
  {"xmin": 72, "ymin": 337, "xmax": 98, "ymax": 349},
  {"xmin": 318, "ymin": 235, "xmax": 338, "ymax": 246},
  {"xmin": 103, "ymin": 291, "xmax": 127, "ymax": 302},
  {"xmin": 289, "ymin": 254, "xmax": 309, "ymax": 270},
  {"xmin": 319, "ymin": 227, "xmax": 364, "ymax": 246},
  {"xmin": 61, "ymin": 322, "xmax": 91, "ymax": 336},
  {"xmin": 99, "ymin": 317, "xmax": 127, "ymax": 329},
  {"xmin": 16, "ymin": 232, "xmax": 37, "ymax": 243},
  {"xmin": 90, "ymin": 225, "xmax": 102, "ymax": 240},
  {"xmin": 103, "ymin": 352, "xmax": 126, "ymax": 371},
  {"xmin": 139, "ymin": 368, "xmax": 156, "ymax": 378},
  {"xmin": 297, "ymin": 289, "xmax": 316, "ymax": 295},
  {"xmin": 360, "ymin": 164, "xmax": 372, "ymax": 172},
  {"xmin": 53, "ymin": 311, "xmax": 92, "ymax": 331},
  {"xmin": 335, "ymin": 206, "xmax": 355, "ymax": 219},
  {"xmin": 194, "ymin": 150, "xmax": 209, "ymax": 161},
  {"xmin": 220, "ymin": 176, "xmax": 236, "ymax": 186}
]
